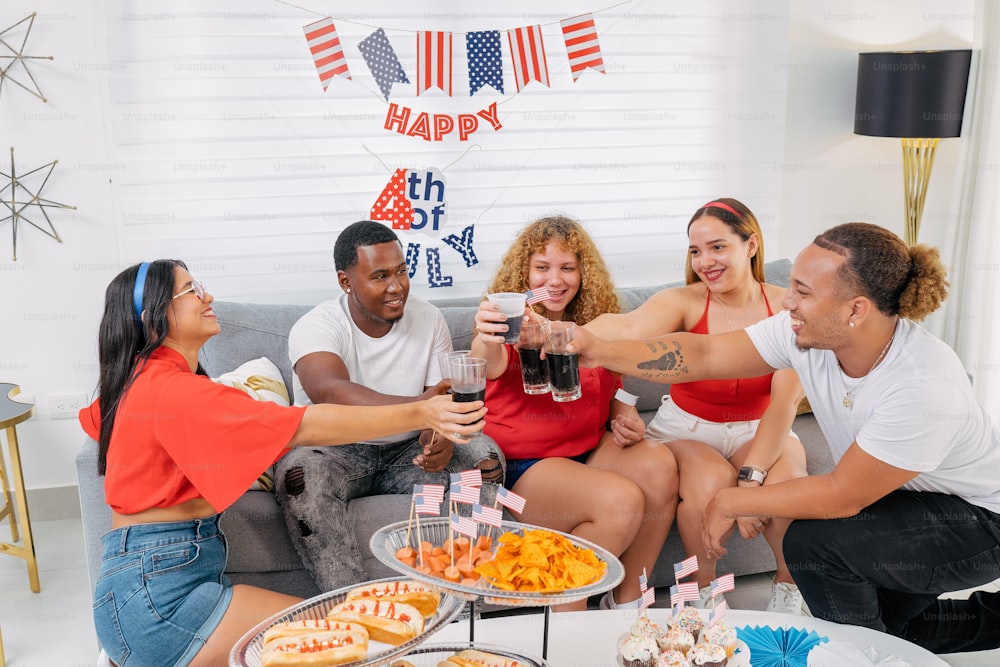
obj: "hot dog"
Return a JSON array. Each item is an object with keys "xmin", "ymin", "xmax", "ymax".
[
  {"xmin": 260, "ymin": 628, "xmax": 368, "ymax": 667},
  {"xmin": 344, "ymin": 580, "xmax": 441, "ymax": 618},
  {"xmin": 325, "ymin": 599, "xmax": 424, "ymax": 646},
  {"xmin": 263, "ymin": 619, "xmax": 368, "ymax": 644}
]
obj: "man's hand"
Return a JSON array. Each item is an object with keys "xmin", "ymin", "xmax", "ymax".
[
  {"xmin": 413, "ymin": 429, "xmax": 454, "ymax": 472},
  {"xmin": 703, "ymin": 488, "xmax": 738, "ymax": 560}
]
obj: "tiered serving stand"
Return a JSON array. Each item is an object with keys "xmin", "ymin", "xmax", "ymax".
[{"xmin": 229, "ymin": 518, "xmax": 624, "ymax": 666}]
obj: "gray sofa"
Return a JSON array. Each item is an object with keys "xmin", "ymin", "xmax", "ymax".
[{"xmin": 75, "ymin": 258, "xmax": 833, "ymax": 599}]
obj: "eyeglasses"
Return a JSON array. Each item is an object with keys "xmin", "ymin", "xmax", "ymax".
[{"xmin": 172, "ymin": 280, "xmax": 206, "ymax": 301}]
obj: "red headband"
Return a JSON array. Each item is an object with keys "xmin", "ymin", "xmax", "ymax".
[{"xmin": 701, "ymin": 201, "xmax": 741, "ymax": 218}]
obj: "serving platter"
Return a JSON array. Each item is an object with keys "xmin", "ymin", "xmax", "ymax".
[
  {"xmin": 229, "ymin": 575, "xmax": 465, "ymax": 667},
  {"xmin": 370, "ymin": 518, "xmax": 624, "ymax": 607},
  {"xmin": 388, "ymin": 642, "xmax": 550, "ymax": 666}
]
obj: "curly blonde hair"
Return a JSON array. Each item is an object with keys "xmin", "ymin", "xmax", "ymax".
[
  {"xmin": 813, "ymin": 222, "xmax": 949, "ymax": 322},
  {"xmin": 488, "ymin": 215, "xmax": 620, "ymax": 324}
]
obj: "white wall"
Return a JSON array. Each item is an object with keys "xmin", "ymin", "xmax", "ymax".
[{"xmin": 0, "ymin": 0, "xmax": 988, "ymax": 494}]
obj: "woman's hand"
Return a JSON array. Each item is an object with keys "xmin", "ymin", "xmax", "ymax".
[
  {"xmin": 609, "ymin": 411, "xmax": 645, "ymax": 447},
  {"xmin": 413, "ymin": 429, "xmax": 454, "ymax": 472},
  {"xmin": 418, "ymin": 394, "xmax": 486, "ymax": 444},
  {"xmin": 474, "ymin": 300, "xmax": 512, "ymax": 346}
]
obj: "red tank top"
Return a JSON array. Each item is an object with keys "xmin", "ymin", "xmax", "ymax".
[{"xmin": 669, "ymin": 284, "xmax": 775, "ymax": 422}]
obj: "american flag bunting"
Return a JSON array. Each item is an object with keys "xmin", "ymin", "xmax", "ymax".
[
  {"xmin": 358, "ymin": 27, "xmax": 409, "ymax": 101},
  {"xmin": 471, "ymin": 503, "xmax": 503, "ymax": 528},
  {"xmin": 449, "ymin": 483, "xmax": 480, "ymax": 505},
  {"xmin": 495, "ymin": 486, "xmax": 527, "ymax": 513},
  {"xmin": 302, "ymin": 17, "xmax": 351, "ymax": 91},
  {"xmin": 674, "ymin": 555, "xmax": 699, "ymax": 580},
  {"xmin": 466, "ymin": 30, "xmax": 504, "ymax": 95},
  {"xmin": 524, "ymin": 287, "xmax": 552, "ymax": 305},
  {"xmin": 416, "ymin": 31, "xmax": 452, "ymax": 96},
  {"xmin": 451, "ymin": 469, "xmax": 482, "ymax": 488},
  {"xmin": 560, "ymin": 13, "xmax": 606, "ymax": 81},
  {"xmin": 710, "ymin": 573, "xmax": 735, "ymax": 597},
  {"xmin": 507, "ymin": 25, "xmax": 549, "ymax": 92}
]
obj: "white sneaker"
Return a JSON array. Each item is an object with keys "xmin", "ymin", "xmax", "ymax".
[
  {"xmin": 690, "ymin": 585, "xmax": 716, "ymax": 610},
  {"xmin": 599, "ymin": 591, "xmax": 641, "ymax": 610},
  {"xmin": 766, "ymin": 581, "xmax": 811, "ymax": 616},
  {"xmin": 97, "ymin": 649, "xmax": 113, "ymax": 667}
]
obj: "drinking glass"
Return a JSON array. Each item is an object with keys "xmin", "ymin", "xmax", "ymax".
[
  {"xmin": 517, "ymin": 319, "xmax": 549, "ymax": 394},
  {"xmin": 543, "ymin": 321, "xmax": 581, "ymax": 402},
  {"xmin": 487, "ymin": 292, "xmax": 527, "ymax": 344},
  {"xmin": 450, "ymin": 357, "xmax": 487, "ymax": 433}
]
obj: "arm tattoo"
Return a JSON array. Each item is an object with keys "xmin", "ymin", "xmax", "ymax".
[{"xmin": 636, "ymin": 341, "xmax": 687, "ymax": 380}]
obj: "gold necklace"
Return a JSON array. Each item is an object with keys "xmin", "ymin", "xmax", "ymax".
[
  {"xmin": 840, "ymin": 333, "xmax": 895, "ymax": 408},
  {"xmin": 714, "ymin": 283, "xmax": 759, "ymax": 331}
]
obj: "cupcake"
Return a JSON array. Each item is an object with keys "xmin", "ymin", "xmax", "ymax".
[
  {"xmin": 657, "ymin": 649, "xmax": 691, "ymax": 667},
  {"xmin": 670, "ymin": 606, "xmax": 704, "ymax": 639},
  {"xmin": 629, "ymin": 613, "xmax": 662, "ymax": 641},
  {"xmin": 656, "ymin": 625, "xmax": 694, "ymax": 656},
  {"xmin": 688, "ymin": 642, "xmax": 727, "ymax": 667},
  {"xmin": 700, "ymin": 622, "xmax": 737, "ymax": 658},
  {"xmin": 618, "ymin": 631, "xmax": 659, "ymax": 667}
]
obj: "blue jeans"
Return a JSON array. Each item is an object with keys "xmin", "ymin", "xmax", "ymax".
[
  {"xmin": 784, "ymin": 490, "xmax": 1000, "ymax": 653},
  {"xmin": 274, "ymin": 434, "xmax": 503, "ymax": 591},
  {"xmin": 93, "ymin": 515, "xmax": 232, "ymax": 667}
]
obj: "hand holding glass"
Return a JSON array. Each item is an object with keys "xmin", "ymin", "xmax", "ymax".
[
  {"xmin": 450, "ymin": 357, "xmax": 487, "ymax": 433},
  {"xmin": 543, "ymin": 321, "xmax": 581, "ymax": 402},
  {"xmin": 517, "ymin": 319, "xmax": 549, "ymax": 394},
  {"xmin": 487, "ymin": 292, "xmax": 527, "ymax": 344}
]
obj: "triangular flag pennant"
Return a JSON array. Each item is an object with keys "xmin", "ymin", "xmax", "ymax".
[
  {"xmin": 416, "ymin": 31, "xmax": 452, "ymax": 96},
  {"xmin": 358, "ymin": 27, "xmax": 409, "ymax": 101},
  {"xmin": 506, "ymin": 25, "xmax": 549, "ymax": 92},
  {"xmin": 560, "ymin": 13, "xmax": 605, "ymax": 81},
  {"xmin": 302, "ymin": 17, "xmax": 351, "ymax": 91},
  {"xmin": 466, "ymin": 30, "xmax": 504, "ymax": 95}
]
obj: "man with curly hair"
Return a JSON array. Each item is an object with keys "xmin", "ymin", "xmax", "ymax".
[
  {"xmin": 571, "ymin": 222, "xmax": 1000, "ymax": 653},
  {"xmin": 473, "ymin": 215, "xmax": 679, "ymax": 611}
]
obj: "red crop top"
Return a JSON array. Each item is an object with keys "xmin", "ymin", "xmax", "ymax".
[
  {"xmin": 669, "ymin": 285, "xmax": 775, "ymax": 422},
  {"xmin": 79, "ymin": 346, "xmax": 305, "ymax": 514}
]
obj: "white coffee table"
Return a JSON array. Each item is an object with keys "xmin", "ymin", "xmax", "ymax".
[{"xmin": 430, "ymin": 607, "xmax": 948, "ymax": 665}]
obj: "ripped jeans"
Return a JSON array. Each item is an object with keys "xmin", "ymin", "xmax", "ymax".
[{"xmin": 274, "ymin": 434, "xmax": 503, "ymax": 591}]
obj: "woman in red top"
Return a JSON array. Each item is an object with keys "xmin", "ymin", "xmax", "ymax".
[
  {"xmin": 80, "ymin": 260, "xmax": 486, "ymax": 667},
  {"xmin": 587, "ymin": 199, "xmax": 809, "ymax": 614},
  {"xmin": 473, "ymin": 216, "xmax": 678, "ymax": 611}
]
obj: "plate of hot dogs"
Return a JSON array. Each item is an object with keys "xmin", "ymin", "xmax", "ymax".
[{"xmin": 229, "ymin": 576, "xmax": 465, "ymax": 666}]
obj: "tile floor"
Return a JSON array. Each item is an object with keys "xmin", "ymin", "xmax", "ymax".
[{"xmin": 1, "ymin": 518, "xmax": 998, "ymax": 666}]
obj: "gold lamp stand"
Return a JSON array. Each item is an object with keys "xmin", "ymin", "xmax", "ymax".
[{"xmin": 900, "ymin": 137, "xmax": 939, "ymax": 246}]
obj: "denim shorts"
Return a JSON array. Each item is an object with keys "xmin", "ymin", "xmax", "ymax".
[
  {"xmin": 93, "ymin": 515, "xmax": 233, "ymax": 667},
  {"xmin": 505, "ymin": 450, "xmax": 591, "ymax": 489}
]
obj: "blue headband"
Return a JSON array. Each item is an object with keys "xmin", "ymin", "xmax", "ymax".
[{"xmin": 133, "ymin": 261, "xmax": 151, "ymax": 321}]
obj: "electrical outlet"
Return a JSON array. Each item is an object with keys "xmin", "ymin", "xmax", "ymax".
[{"xmin": 49, "ymin": 393, "xmax": 87, "ymax": 419}]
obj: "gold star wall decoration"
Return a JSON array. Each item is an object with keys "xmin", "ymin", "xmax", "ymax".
[
  {"xmin": 1, "ymin": 12, "xmax": 53, "ymax": 103},
  {"xmin": 1, "ymin": 147, "xmax": 76, "ymax": 261}
]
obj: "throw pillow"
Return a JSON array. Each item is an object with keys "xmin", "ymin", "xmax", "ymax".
[{"xmin": 213, "ymin": 357, "xmax": 289, "ymax": 491}]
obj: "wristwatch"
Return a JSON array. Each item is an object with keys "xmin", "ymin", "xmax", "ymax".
[{"xmin": 737, "ymin": 465, "xmax": 767, "ymax": 484}]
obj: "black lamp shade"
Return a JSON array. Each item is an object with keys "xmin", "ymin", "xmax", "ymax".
[{"xmin": 854, "ymin": 50, "xmax": 972, "ymax": 138}]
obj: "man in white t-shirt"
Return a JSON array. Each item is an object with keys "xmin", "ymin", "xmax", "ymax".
[
  {"xmin": 570, "ymin": 223, "xmax": 1000, "ymax": 654},
  {"xmin": 274, "ymin": 221, "xmax": 504, "ymax": 591}
]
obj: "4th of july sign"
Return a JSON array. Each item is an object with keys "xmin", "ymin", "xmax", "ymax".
[{"xmin": 370, "ymin": 167, "xmax": 477, "ymax": 287}]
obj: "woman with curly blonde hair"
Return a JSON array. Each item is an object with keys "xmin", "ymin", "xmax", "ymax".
[
  {"xmin": 487, "ymin": 215, "xmax": 620, "ymax": 324},
  {"xmin": 472, "ymin": 215, "xmax": 678, "ymax": 612}
]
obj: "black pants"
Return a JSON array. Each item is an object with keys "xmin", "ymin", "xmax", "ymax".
[{"xmin": 784, "ymin": 490, "xmax": 1000, "ymax": 654}]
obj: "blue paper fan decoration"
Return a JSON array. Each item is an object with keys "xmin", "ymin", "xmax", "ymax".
[{"xmin": 736, "ymin": 625, "xmax": 828, "ymax": 667}]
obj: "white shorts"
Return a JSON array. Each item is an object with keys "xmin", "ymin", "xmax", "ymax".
[{"xmin": 646, "ymin": 396, "xmax": 789, "ymax": 460}]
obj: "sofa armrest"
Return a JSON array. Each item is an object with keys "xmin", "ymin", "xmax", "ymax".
[{"xmin": 75, "ymin": 438, "xmax": 111, "ymax": 594}]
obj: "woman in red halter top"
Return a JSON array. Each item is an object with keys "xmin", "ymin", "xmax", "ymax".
[{"xmin": 587, "ymin": 198, "xmax": 809, "ymax": 615}]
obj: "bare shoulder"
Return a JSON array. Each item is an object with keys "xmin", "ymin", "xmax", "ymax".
[{"xmin": 761, "ymin": 282, "xmax": 787, "ymax": 308}]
